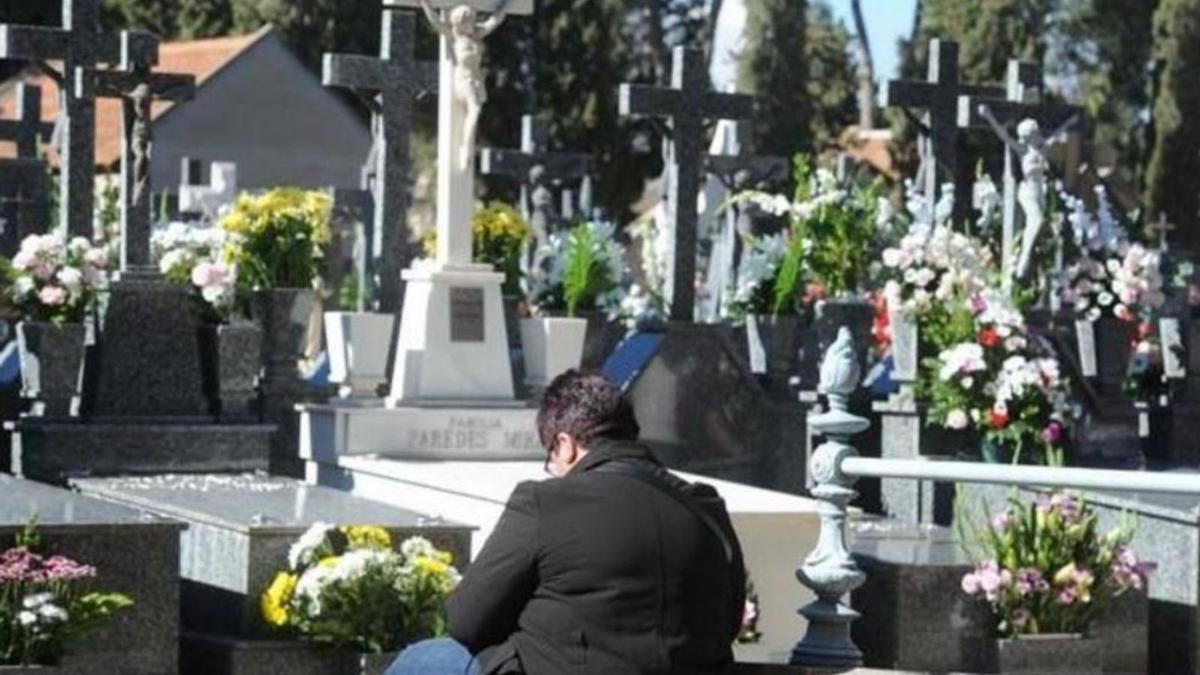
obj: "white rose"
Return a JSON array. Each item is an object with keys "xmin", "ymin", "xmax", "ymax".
[
  {"xmin": 946, "ymin": 409, "xmax": 970, "ymax": 430},
  {"xmin": 1097, "ymin": 292, "xmax": 1114, "ymax": 307}
]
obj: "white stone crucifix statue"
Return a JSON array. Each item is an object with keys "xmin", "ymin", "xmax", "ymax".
[{"xmin": 383, "ymin": 0, "xmax": 532, "ymax": 403}]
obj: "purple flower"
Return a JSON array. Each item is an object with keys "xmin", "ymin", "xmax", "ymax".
[
  {"xmin": 974, "ymin": 560, "xmax": 1010, "ymax": 601},
  {"xmin": 1058, "ymin": 586, "xmax": 1078, "ymax": 605},
  {"xmin": 1042, "ymin": 422, "xmax": 1063, "ymax": 445},
  {"xmin": 1014, "ymin": 568, "xmax": 1048, "ymax": 596},
  {"xmin": 1111, "ymin": 545, "xmax": 1157, "ymax": 591},
  {"xmin": 991, "ymin": 513, "xmax": 1012, "ymax": 532}
]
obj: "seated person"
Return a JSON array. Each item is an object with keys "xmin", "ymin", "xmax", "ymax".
[{"xmin": 387, "ymin": 369, "xmax": 747, "ymax": 675}]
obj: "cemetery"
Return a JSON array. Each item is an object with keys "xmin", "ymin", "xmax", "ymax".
[{"xmin": 1, "ymin": 0, "xmax": 1200, "ymax": 673}]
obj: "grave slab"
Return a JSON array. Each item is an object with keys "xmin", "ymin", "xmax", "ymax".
[
  {"xmin": 0, "ymin": 474, "xmax": 185, "ymax": 675},
  {"xmin": 851, "ymin": 518, "xmax": 1148, "ymax": 675},
  {"xmin": 71, "ymin": 473, "xmax": 473, "ymax": 642},
  {"xmin": 10, "ymin": 418, "xmax": 274, "ymax": 484},
  {"xmin": 305, "ymin": 453, "xmax": 822, "ymax": 664}
]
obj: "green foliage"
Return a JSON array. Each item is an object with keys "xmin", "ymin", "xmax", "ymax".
[
  {"xmin": 220, "ymin": 188, "xmax": 332, "ymax": 291},
  {"xmin": 771, "ymin": 234, "xmax": 807, "ymax": 316},
  {"xmin": 1144, "ymin": 0, "xmax": 1200, "ymax": 251},
  {"xmin": 563, "ymin": 223, "xmax": 601, "ymax": 317}
]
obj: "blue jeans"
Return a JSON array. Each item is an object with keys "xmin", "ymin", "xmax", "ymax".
[{"xmin": 384, "ymin": 637, "xmax": 483, "ymax": 675}]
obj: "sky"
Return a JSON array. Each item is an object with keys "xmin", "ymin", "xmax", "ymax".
[{"xmin": 710, "ymin": 0, "xmax": 918, "ymax": 89}]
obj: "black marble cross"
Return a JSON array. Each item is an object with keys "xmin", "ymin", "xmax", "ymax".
[
  {"xmin": 883, "ymin": 39, "xmax": 1004, "ymax": 225},
  {"xmin": 0, "ymin": 159, "xmax": 50, "ymax": 254},
  {"xmin": 619, "ymin": 46, "xmax": 754, "ymax": 321},
  {"xmin": 322, "ymin": 9, "xmax": 437, "ymax": 313},
  {"xmin": 0, "ymin": 83, "xmax": 54, "ymax": 158},
  {"xmin": 479, "ymin": 115, "xmax": 594, "ymax": 221},
  {"xmin": 0, "ymin": 0, "xmax": 156, "ymax": 239},
  {"xmin": 89, "ymin": 32, "xmax": 195, "ymax": 278}
]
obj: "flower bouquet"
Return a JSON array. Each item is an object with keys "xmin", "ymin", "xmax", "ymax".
[
  {"xmin": 958, "ymin": 491, "xmax": 1154, "ymax": 640},
  {"xmin": 262, "ymin": 523, "xmax": 460, "ymax": 654},
  {"xmin": 0, "ymin": 524, "xmax": 133, "ymax": 666},
  {"xmin": 3, "ymin": 234, "xmax": 108, "ymax": 325},
  {"xmin": 423, "ymin": 202, "xmax": 531, "ymax": 298},
  {"xmin": 153, "ymin": 222, "xmax": 238, "ymax": 323},
  {"xmin": 528, "ymin": 219, "xmax": 629, "ymax": 319},
  {"xmin": 220, "ymin": 187, "xmax": 332, "ymax": 293},
  {"xmin": 922, "ymin": 290, "xmax": 1071, "ymax": 464}
]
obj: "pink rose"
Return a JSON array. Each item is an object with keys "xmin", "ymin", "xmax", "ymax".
[
  {"xmin": 84, "ymin": 248, "xmax": 108, "ymax": 269},
  {"xmin": 191, "ymin": 261, "xmax": 229, "ymax": 288},
  {"xmin": 38, "ymin": 286, "xmax": 67, "ymax": 306}
]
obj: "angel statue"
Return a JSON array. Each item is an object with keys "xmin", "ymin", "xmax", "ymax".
[
  {"xmin": 418, "ymin": 0, "xmax": 510, "ymax": 171},
  {"xmin": 979, "ymin": 110, "xmax": 1078, "ymax": 280}
]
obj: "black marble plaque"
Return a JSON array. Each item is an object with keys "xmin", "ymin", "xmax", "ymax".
[{"xmin": 450, "ymin": 287, "xmax": 485, "ymax": 342}]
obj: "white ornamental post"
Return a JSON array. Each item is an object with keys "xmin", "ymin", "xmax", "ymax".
[{"xmin": 791, "ymin": 327, "xmax": 867, "ymax": 668}]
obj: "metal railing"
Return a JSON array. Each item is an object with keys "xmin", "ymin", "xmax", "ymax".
[{"xmin": 790, "ymin": 327, "xmax": 1200, "ymax": 669}]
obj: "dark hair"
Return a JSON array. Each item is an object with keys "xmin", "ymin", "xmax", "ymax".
[{"xmin": 536, "ymin": 369, "xmax": 639, "ymax": 451}]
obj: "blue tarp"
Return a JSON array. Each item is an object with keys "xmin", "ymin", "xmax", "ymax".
[
  {"xmin": 602, "ymin": 332, "xmax": 664, "ymax": 389},
  {"xmin": 0, "ymin": 342, "xmax": 19, "ymax": 387}
]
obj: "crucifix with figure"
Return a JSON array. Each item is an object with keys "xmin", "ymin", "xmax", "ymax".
[
  {"xmin": 383, "ymin": 0, "xmax": 532, "ymax": 403},
  {"xmin": 88, "ymin": 32, "xmax": 195, "ymax": 278},
  {"xmin": 620, "ymin": 46, "xmax": 755, "ymax": 322},
  {"xmin": 883, "ymin": 39, "xmax": 1004, "ymax": 228},
  {"xmin": 324, "ymin": 9, "xmax": 438, "ymax": 313},
  {"xmin": 0, "ymin": 0, "xmax": 156, "ymax": 239},
  {"xmin": 959, "ymin": 59, "xmax": 1082, "ymax": 284}
]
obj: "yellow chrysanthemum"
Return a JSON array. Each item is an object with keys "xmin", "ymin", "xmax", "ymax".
[
  {"xmin": 414, "ymin": 556, "xmax": 450, "ymax": 577},
  {"xmin": 261, "ymin": 572, "xmax": 297, "ymax": 627},
  {"xmin": 318, "ymin": 555, "xmax": 340, "ymax": 569},
  {"xmin": 342, "ymin": 525, "xmax": 392, "ymax": 551}
]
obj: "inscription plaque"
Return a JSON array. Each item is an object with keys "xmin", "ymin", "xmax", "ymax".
[{"xmin": 450, "ymin": 286, "xmax": 485, "ymax": 342}]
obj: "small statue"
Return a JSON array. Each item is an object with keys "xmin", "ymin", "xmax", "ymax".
[
  {"xmin": 527, "ymin": 164, "xmax": 555, "ymax": 247},
  {"xmin": 980, "ymin": 111, "xmax": 1076, "ymax": 279},
  {"xmin": 818, "ymin": 327, "xmax": 860, "ymax": 404},
  {"xmin": 127, "ymin": 81, "xmax": 153, "ymax": 206},
  {"xmin": 418, "ymin": 0, "xmax": 509, "ymax": 171}
]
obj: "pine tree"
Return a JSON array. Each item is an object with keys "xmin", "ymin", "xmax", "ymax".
[
  {"xmin": 1144, "ymin": 0, "xmax": 1200, "ymax": 249},
  {"xmin": 738, "ymin": 0, "xmax": 810, "ymax": 157}
]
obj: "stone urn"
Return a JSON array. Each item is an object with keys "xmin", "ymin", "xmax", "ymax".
[
  {"xmin": 520, "ymin": 316, "xmax": 587, "ymax": 388},
  {"xmin": 989, "ymin": 633, "xmax": 1103, "ymax": 675},
  {"xmin": 16, "ymin": 321, "xmax": 87, "ymax": 417},
  {"xmin": 324, "ymin": 311, "xmax": 396, "ymax": 400},
  {"xmin": 249, "ymin": 288, "xmax": 316, "ymax": 392},
  {"xmin": 197, "ymin": 320, "xmax": 264, "ymax": 421}
]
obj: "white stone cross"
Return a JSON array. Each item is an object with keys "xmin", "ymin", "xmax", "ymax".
[
  {"xmin": 386, "ymin": 0, "xmax": 532, "ymax": 268},
  {"xmin": 1147, "ymin": 213, "xmax": 1175, "ymax": 254}
]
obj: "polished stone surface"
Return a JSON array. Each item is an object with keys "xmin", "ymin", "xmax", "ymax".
[
  {"xmin": 0, "ymin": 475, "xmax": 184, "ymax": 675},
  {"xmin": 180, "ymin": 633, "xmax": 397, "ymax": 675},
  {"xmin": 74, "ymin": 473, "xmax": 473, "ymax": 640},
  {"xmin": 12, "ymin": 418, "xmax": 274, "ymax": 484}
]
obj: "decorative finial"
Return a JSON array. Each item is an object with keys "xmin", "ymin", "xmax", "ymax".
[{"xmin": 818, "ymin": 327, "xmax": 860, "ymax": 406}]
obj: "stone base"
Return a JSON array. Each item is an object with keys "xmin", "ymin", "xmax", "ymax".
[
  {"xmin": 298, "ymin": 402, "xmax": 542, "ymax": 462},
  {"xmin": 390, "ymin": 262, "xmax": 515, "ymax": 402},
  {"xmin": 10, "ymin": 418, "xmax": 275, "ymax": 484},
  {"xmin": 180, "ymin": 633, "xmax": 397, "ymax": 675}
]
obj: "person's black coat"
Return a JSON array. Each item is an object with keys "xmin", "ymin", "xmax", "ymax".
[{"xmin": 446, "ymin": 439, "xmax": 747, "ymax": 675}]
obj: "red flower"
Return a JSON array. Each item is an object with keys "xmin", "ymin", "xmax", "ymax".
[
  {"xmin": 979, "ymin": 327, "xmax": 1001, "ymax": 349},
  {"xmin": 988, "ymin": 409, "xmax": 1010, "ymax": 429},
  {"xmin": 1137, "ymin": 321, "xmax": 1154, "ymax": 340}
]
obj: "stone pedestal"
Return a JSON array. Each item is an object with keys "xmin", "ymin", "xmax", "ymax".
[
  {"xmin": 871, "ymin": 393, "xmax": 960, "ymax": 525},
  {"xmin": 389, "ymin": 262, "xmax": 515, "ymax": 403},
  {"xmin": 0, "ymin": 475, "xmax": 185, "ymax": 675}
]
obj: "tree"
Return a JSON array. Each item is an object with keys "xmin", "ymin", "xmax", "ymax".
[
  {"xmin": 1144, "ymin": 0, "xmax": 1200, "ymax": 249},
  {"xmin": 851, "ymin": 0, "xmax": 876, "ymax": 129},
  {"xmin": 805, "ymin": 1, "xmax": 859, "ymax": 149},
  {"xmin": 738, "ymin": 0, "xmax": 810, "ymax": 157}
]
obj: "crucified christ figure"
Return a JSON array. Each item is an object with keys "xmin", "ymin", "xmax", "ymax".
[{"xmin": 418, "ymin": 0, "xmax": 509, "ymax": 171}]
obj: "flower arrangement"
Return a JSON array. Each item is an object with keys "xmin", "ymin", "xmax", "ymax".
[
  {"xmin": 2, "ymin": 234, "xmax": 108, "ymax": 325},
  {"xmin": 728, "ymin": 155, "xmax": 888, "ymax": 299},
  {"xmin": 0, "ymin": 523, "xmax": 133, "ymax": 666},
  {"xmin": 421, "ymin": 202, "xmax": 531, "ymax": 297},
  {"xmin": 152, "ymin": 222, "xmax": 238, "ymax": 322},
  {"xmin": 220, "ymin": 188, "xmax": 332, "ymax": 291},
  {"xmin": 879, "ymin": 226, "xmax": 990, "ymax": 321},
  {"xmin": 1123, "ymin": 321, "xmax": 1171, "ymax": 403},
  {"xmin": 1061, "ymin": 188, "xmax": 1165, "ymax": 322},
  {"xmin": 921, "ymin": 290, "xmax": 1071, "ymax": 464},
  {"xmin": 262, "ymin": 523, "xmax": 460, "ymax": 653},
  {"xmin": 528, "ymin": 220, "xmax": 628, "ymax": 318},
  {"xmin": 957, "ymin": 491, "xmax": 1154, "ymax": 638}
]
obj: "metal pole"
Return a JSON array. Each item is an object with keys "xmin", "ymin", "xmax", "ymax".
[{"xmin": 840, "ymin": 457, "xmax": 1200, "ymax": 497}]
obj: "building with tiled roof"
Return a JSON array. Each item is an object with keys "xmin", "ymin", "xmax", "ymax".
[{"xmin": 0, "ymin": 25, "xmax": 369, "ymax": 193}]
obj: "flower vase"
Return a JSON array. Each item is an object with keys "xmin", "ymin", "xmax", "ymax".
[
  {"xmin": 16, "ymin": 321, "xmax": 87, "ymax": 417},
  {"xmin": 991, "ymin": 633, "xmax": 1103, "ymax": 675},
  {"xmin": 249, "ymin": 288, "xmax": 316, "ymax": 397},
  {"xmin": 520, "ymin": 317, "xmax": 587, "ymax": 389},
  {"xmin": 1085, "ymin": 317, "xmax": 1136, "ymax": 395},
  {"xmin": 197, "ymin": 320, "xmax": 264, "ymax": 421},
  {"xmin": 980, "ymin": 438, "xmax": 1015, "ymax": 464},
  {"xmin": 745, "ymin": 313, "xmax": 803, "ymax": 393},
  {"xmin": 324, "ymin": 311, "xmax": 395, "ymax": 401}
]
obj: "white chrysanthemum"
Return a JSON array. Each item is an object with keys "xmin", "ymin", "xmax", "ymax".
[{"xmin": 288, "ymin": 522, "xmax": 335, "ymax": 571}]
